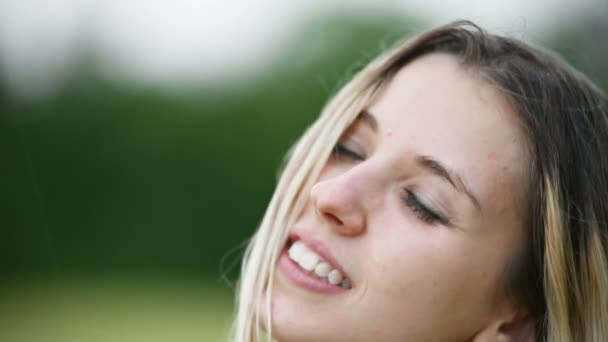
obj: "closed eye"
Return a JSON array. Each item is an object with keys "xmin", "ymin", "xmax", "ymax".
[
  {"xmin": 333, "ymin": 143, "xmax": 365, "ymax": 161},
  {"xmin": 402, "ymin": 190, "xmax": 448, "ymax": 225}
]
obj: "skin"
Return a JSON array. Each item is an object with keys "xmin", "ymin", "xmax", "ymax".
[{"xmin": 266, "ymin": 53, "xmax": 534, "ymax": 341}]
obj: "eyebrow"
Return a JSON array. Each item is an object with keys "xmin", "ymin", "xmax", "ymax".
[
  {"xmin": 416, "ymin": 155, "xmax": 481, "ymax": 210},
  {"xmin": 357, "ymin": 110, "xmax": 378, "ymax": 132},
  {"xmin": 357, "ymin": 110, "xmax": 480, "ymax": 211}
]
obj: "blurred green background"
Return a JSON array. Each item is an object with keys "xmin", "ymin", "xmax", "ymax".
[{"xmin": 1, "ymin": 2, "xmax": 606, "ymax": 341}]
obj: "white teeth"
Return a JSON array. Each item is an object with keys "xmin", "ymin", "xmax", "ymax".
[
  {"xmin": 287, "ymin": 240, "xmax": 351, "ymax": 288},
  {"xmin": 299, "ymin": 251, "xmax": 320, "ymax": 271},
  {"xmin": 327, "ymin": 269, "xmax": 343, "ymax": 285},
  {"xmin": 288, "ymin": 241, "xmax": 307, "ymax": 260},
  {"xmin": 288, "ymin": 242, "xmax": 320, "ymax": 271},
  {"xmin": 314, "ymin": 262, "xmax": 331, "ymax": 278}
]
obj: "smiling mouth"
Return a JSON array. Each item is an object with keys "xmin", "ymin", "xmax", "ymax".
[{"xmin": 284, "ymin": 238, "xmax": 352, "ymax": 289}]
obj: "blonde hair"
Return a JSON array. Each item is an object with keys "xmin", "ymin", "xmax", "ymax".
[{"xmin": 231, "ymin": 20, "xmax": 608, "ymax": 341}]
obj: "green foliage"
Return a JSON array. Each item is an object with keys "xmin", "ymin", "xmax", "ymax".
[
  {"xmin": 1, "ymin": 12, "xmax": 417, "ymax": 280},
  {"xmin": 0, "ymin": 277, "xmax": 233, "ymax": 341},
  {"xmin": 542, "ymin": 12, "xmax": 608, "ymax": 91}
]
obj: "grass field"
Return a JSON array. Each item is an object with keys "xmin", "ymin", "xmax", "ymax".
[{"xmin": 0, "ymin": 277, "xmax": 234, "ymax": 342}]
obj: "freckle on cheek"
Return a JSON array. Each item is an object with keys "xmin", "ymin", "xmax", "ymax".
[{"xmin": 372, "ymin": 255, "xmax": 385, "ymax": 270}]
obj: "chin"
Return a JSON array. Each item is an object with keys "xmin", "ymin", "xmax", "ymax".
[
  {"xmin": 260, "ymin": 272, "xmax": 358, "ymax": 342},
  {"xmin": 259, "ymin": 232, "xmax": 359, "ymax": 341}
]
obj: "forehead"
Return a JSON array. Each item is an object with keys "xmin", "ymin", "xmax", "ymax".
[{"xmin": 368, "ymin": 53, "xmax": 529, "ymax": 215}]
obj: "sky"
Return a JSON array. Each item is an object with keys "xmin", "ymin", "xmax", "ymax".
[{"xmin": 0, "ymin": 0, "xmax": 604, "ymax": 98}]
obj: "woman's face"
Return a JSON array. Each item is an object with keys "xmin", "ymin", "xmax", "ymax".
[{"xmin": 267, "ymin": 54, "xmax": 530, "ymax": 341}]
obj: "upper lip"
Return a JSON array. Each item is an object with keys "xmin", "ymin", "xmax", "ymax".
[{"xmin": 288, "ymin": 231, "xmax": 351, "ymax": 282}]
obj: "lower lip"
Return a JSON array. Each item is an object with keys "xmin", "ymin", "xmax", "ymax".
[{"xmin": 278, "ymin": 247, "xmax": 349, "ymax": 294}]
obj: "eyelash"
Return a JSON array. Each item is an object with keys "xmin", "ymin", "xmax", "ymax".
[
  {"xmin": 333, "ymin": 143, "xmax": 447, "ymax": 225},
  {"xmin": 402, "ymin": 190, "xmax": 446, "ymax": 225},
  {"xmin": 333, "ymin": 143, "xmax": 365, "ymax": 161}
]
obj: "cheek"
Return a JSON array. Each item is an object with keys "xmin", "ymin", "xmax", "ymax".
[
  {"xmin": 357, "ymin": 226, "xmax": 500, "ymax": 338},
  {"xmin": 363, "ymin": 230, "xmax": 449, "ymax": 305}
]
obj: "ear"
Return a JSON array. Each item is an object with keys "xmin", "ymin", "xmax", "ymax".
[{"xmin": 472, "ymin": 309, "xmax": 536, "ymax": 342}]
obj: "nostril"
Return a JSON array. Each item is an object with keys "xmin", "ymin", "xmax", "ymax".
[{"xmin": 323, "ymin": 212, "xmax": 344, "ymax": 227}]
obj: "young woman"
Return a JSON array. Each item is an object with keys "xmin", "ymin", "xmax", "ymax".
[{"xmin": 231, "ymin": 20, "xmax": 608, "ymax": 341}]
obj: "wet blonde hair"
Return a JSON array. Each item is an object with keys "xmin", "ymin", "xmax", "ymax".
[{"xmin": 231, "ymin": 20, "xmax": 608, "ymax": 341}]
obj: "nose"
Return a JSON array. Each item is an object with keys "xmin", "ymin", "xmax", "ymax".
[{"xmin": 310, "ymin": 170, "xmax": 368, "ymax": 237}]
